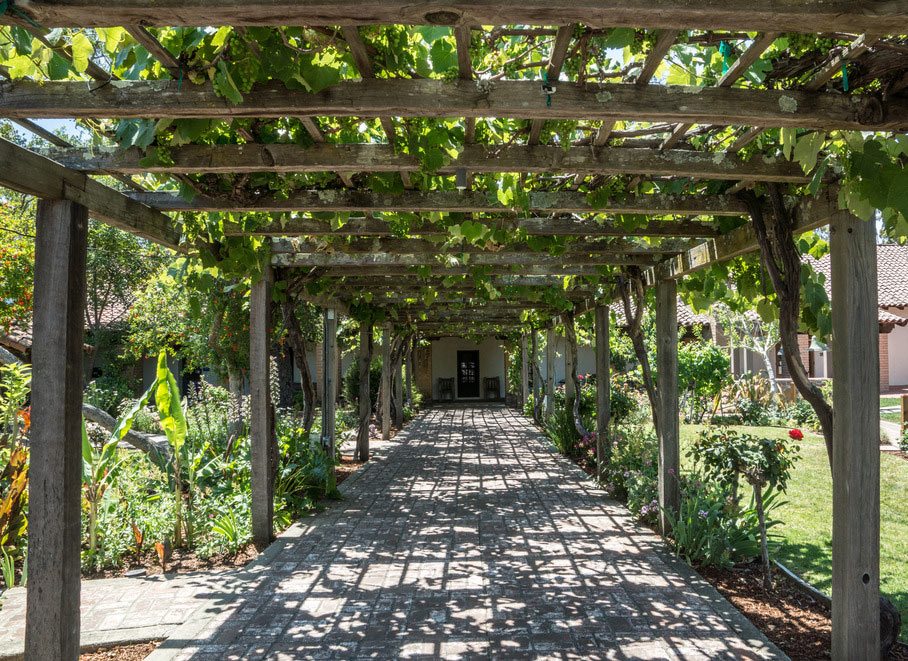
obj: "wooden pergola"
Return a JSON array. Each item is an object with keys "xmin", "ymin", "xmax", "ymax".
[{"xmin": 1, "ymin": 3, "xmax": 903, "ymax": 658}]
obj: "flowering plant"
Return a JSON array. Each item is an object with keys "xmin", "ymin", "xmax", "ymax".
[{"xmin": 788, "ymin": 428, "xmax": 804, "ymax": 441}]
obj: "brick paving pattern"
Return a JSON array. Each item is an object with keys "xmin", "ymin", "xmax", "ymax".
[{"xmin": 150, "ymin": 405, "xmax": 783, "ymax": 660}]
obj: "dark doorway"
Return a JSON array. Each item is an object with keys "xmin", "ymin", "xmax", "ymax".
[{"xmin": 457, "ymin": 350, "xmax": 480, "ymax": 398}]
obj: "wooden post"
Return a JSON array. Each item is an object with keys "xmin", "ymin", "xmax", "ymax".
[
  {"xmin": 320, "ymin": 307, "xmax": 337, "ymax": 455},
  {"xmin": 381, "ymin": 323, "xmax": 391, "ymax": 440},
  {"xmin": 25, "ymin": 199, "xmax": 88, "ymax": 661},
  {"xmin": 831, "ymin": 211, "xmax": 880, "ymax": 659},
  {"xmin": 393, "ymin": 355, "xmax": 404, "ymax": 427},
  {"xmin": 250, "ymin": 263, "xmax": 275, "ymax": 550},
  {"xmin": 564, "ymin": 328, "xmax": 576, "ymax": 404},
  {"xmin": 545, "ymin": 327, "xmax": 555, "ymax": 418},
  {"xmin": 656, "ymin": 278, "xmax": 680, "ymax": 536},
  {"xmin": 595, "ymin": 304, "xmax": 611, "ymax": 478},
  {"xmin": 405, "ymin": 336, "xmax": 414, "ymax": 407},
  {"xmin": 355, "ymin": 321, "xmax": 373, "ymax": 461},
  {"xmin": 532, "ymin": 331, "xmax": 541, "ymax": 415},
  {"xmin": 520, "ymin": 333, "xmax": 529, "ymax": 409},
  {"xmin": 901, "ymin": 394, "xmax": 908, "ymax": 437}
]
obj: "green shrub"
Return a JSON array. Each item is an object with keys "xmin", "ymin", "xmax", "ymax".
[
  {"xmin": 343, "ymin": 357, "xmax": 382, "ymax": 406},
  {"xmin": 84, "ymin": 375, "xmax": 137, "ymax": 416},
  {"xmin": 544, "ymin": 404, "xmax": 578, "ymax": 456},
  {"xmin": 678, "ymin": 340, "xmax": 730, "ymax": 423}
]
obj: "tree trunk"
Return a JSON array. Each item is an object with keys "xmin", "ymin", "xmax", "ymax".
[
  {"xmin": 226, "ymin": 365, "xmax": 245, "ymax": 445},
  {"xmin": 356, "ymin": 321, "xmax": 374, "ymax": 461},
  {"xmin": 563, "ymin": 311, "xmax": 589, "ymax": 437},
  {"xmin": 753, "ymin": 482, "xmax": 772, "ymax": 590},
  {"xmin": 619, "ymin": 269, "xmax": 661, "ymax": 440},
  {"xmin": 741, "ymin": 186, "xmax": 833, "ymax": 464},
  {"xmin": 280, "ymin": 298, "xmax": 316, "ymax": 432}
]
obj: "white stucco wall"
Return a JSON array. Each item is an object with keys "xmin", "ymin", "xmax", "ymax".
[
  {"xmin": 886, "ymin": 307, "xmax": 908, "ymax": 386},
  {"xmin": 430, "ymin": 336, "xmax": 506, "ymax": 400},
  {"xmin": 535, "ymin": 335, "xmax": 596, "ymax": 384}
]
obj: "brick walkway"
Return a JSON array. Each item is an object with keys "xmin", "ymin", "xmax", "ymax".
[{"xmin": 148, "ymin": 405, "xmax": 783, "ymax": 660}]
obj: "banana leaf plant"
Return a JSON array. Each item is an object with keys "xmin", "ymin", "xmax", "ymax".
[{"xmin": 81, "ymin": 418, "xmax": 122, "ymax": 566}]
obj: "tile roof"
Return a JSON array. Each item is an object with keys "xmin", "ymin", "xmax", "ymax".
[{"xmin": 810, "ymin": 244, "xmax": 908, "ymax": 326}]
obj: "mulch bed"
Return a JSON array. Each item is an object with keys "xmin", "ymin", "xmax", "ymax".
[
  {"xmin": 700, "ymin": 561, "xmax": 908, "ymax": 660},
  {"xmin": 81, "ymin": 641, "xmax": 160, "ymax": 660},
  {"xmin": 336, "ymin": 454, "xmax": 365, "ymax": 485}
]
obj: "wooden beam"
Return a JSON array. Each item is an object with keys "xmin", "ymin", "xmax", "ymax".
[
  {"xmin": 830, "ymin": 210, "xmax": 880, "ymax": 659},
  {"xmin": 272, "ymin": 251, "xmax": 663, "ymax": 268},
  {"xmin": 520, "ymin": 333, "xmax": 530, "ymax": 407},
  {"xmin": 130, "ymin": 189, "xmax": 751, "ymax": 216},
  {"xmin": 355, "ymin": 320, "xmax": 373, "ymax": 461},
  {"xmin": 656, "ymin": 186, "xmax": 840, "ymax": 279},
  {"xmin": 250, "ymin": 262, "xmax": 275, "ymax": 550},
  {"xmin": 229, "ymin": 215, "xmax": 724, "ymax": 238},
  {"xmin": 528, "ymin": 25, "xmax": 575, "ymax": 145},
  {"xmin": 3, "ymin": 80, "xmax": 905, "ymax": 132},
  {"xmin": 53, "ymin": 143, "xmax": 809, "ymax": 182},
  {"xmin": 0, "ymin": 138, "xmax": 179, "ymax": 248},
  {"xmin": 25, "ymin": 199, "xmax": 88, "ymax": 661},
  {"xmin": 279, "ymin": 264, "xmax": 634, "ymax": 276},
  {"xmin": 272, "ymin": 236, "xmax": 692, "ymax": 255},
  {"xmin": 455, "ymin": 25, "xmax": 476, "ymax": 146},
  {"xmin": 656, "ymin": 277, "xmax": 680, "ymax": 536},
  {"xmin": 11, "ymin": 1, "xmax": 905, "ymax": 34},
  {"xmin": 296, "ymin": 116, "xmax": 354, "ymax": 187}
]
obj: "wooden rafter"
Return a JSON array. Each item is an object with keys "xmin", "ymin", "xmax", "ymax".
[
  {"xmin": 7, "ymin": 2, "xmax": 907, "ymax": 33},
  {"xmin": 527, "ymin": 25, "xmax": 575, "ymax": 145},
  {"xmin": 340, "ymin": 26, "xmax": 412, "ymax": 189},
  {"xmin": 125, "ymin": 26, "xmax": 183, "ymax": 78},
  {"xmin": 51, "ymin": 143, "xmax": 809, "ymax": 182},
  {"xmin": 661, "ymin": 32, "xmax": 779, "ymax": 150},
  {"xmin": 129, "ymin": 189, "xmax": 752, "ymax": 215},
  {"xmin": 805, "ymin": 33, "xmax": 879, "ymax": 91},
  {"xmin": 0, "ymin": 138, "xmax": 179, "ymax": 248},
  {"xmin": 593, "ymin": 30, "xmax": 678, "ymax": 147},
  {"xmin": 3, "ymin": 80, "xmax": 904, "ymax": 131}
]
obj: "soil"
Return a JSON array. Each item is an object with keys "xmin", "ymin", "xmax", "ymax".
[
  {"xmin": 700, "ymin": 561, "xmax": 908, "ymax": 660},
  {"xmin": 81, "ymin": 641, "xmax": 160, "ymax": 660},
  {"xmin": 336, "ymin": 454, "xmax": 365, "ymax": 485}
]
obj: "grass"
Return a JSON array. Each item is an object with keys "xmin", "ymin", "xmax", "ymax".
[
  {"xmin": 680, "ymin": 424, "xmax": 908, "ymax": 641},
  {"xmin": 882, "ymin": 411, "xmax": 903, "ymax": 424},
  {"xmin": 880, "ymin": 396, "xmax": 904, "ymax": 408}
]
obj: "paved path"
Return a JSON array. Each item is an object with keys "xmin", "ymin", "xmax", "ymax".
[{"xmin": 147, "ymin": 405, "xmax": 782, "ymax": 660}]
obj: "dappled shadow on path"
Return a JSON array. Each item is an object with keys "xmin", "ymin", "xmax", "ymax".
[{"xmin": 153, "ymin": 406, "xmax": 782, "ymax": 660}]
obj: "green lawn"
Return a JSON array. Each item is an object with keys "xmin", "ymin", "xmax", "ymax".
[
  {"xmin": 680, "ymin": 424, "xmax": 908, "ymax": 640},
  {"xmin": 882, "ymin": 411, "xmax": 903, "ymax": 424},
  {"xmin": 880, "ymin": 397, "xmax": 902, "ymax": 408}
]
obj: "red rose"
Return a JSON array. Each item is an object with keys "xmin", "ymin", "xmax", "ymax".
[{"xmin": 789, "ymin": 428, "xmax": 804, "ymax": 441}]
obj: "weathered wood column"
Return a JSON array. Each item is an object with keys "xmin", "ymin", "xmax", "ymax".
[
  {"xmin": 520, "ymin": 333, "xmax": 529, "ymax": 409},
  {"xmin": 320, "ymin": 307, "xmax": 337, "ymax": 455},
  {"xmin": 355, "ymin": 320, "xmax": 373, "ymax": 461},
  {"xmin": 831, "ymin": 211, "xmax": 880, "ymax": 659},
  {"xmin": 545, "ymin": 327, "xmax": 555, "ymax": 418},
  {"xmin": 25, "ymin": 199, "xmax": 88, "ymax": 661},
  {"xmin": 381, "ymin": 323, "xmax": 391, "ymax": 440},
  {"xmin": 393, "ymin": 356, "xmax": 404, "ymax": 427},
  {"xmin": 656, "ymin": 279, "xmax": 680, "ymax": 535},
  {"xmin": 250, "ymin": 263, "xmax": 275, "ymax": 549},
  {"xmin": 531, "ymin": 331, "xmax": 541, "ymax": 418},
  {"xmin": 595, "ymin": 304, "xmax": 611, "ymax": 478},
  {"xmin": 564, "ymin": 328, "xmax": 576, "ymax": 404},
  {"xmin": 405, "ymin": 336, "xmax": 414, "ymax": 407}
]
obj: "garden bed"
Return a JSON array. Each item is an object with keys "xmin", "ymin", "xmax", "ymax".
[
  {"xmin": 701, "ymin": 562, "xmax": 908, "ymax": 660},
  {"xmin": 81, "ymin": 641, "xmax": 161, "ymax": 660}
]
